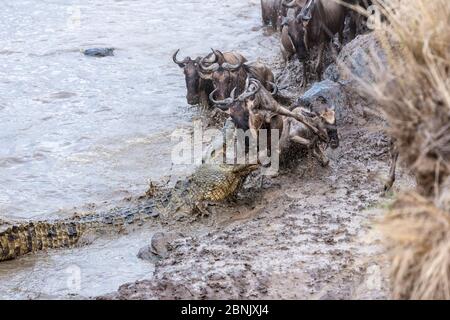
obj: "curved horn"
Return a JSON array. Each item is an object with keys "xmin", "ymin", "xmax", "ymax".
[
  {"xmin": 222, "ymin": 61, "xmax": 244, "ymax": 71},
  {"xmin": 268, "ymin": 81, "xmax": 278, "ymax": 96},
  {"xmin": 212, "ymin": 49, "xmax": 226, "ymax": 64},
  {"xmin": 244, "ymin": 76, "xmax": 250, "ymax": 91},
  {"xmin": 199, "ymin": 61, "xmax": 220, "ymax": 73},
  {"xmin": 298, "ymin": 5, "xmax": 312, "ymax": 22},
  {"xmin": 202, "ymin": 49, "xmax": 217, "ymax": 64},
  {"xmin": 238, "ymin": 79, "xmax": 261, "ymax": 101},
  {"xmin": 209, "ymin": 88, "xmax": 236, "ymax": 109},
  {"xmin": 282, "ymin": 0, "xmax": 298, "ymax": 8},
  {"xmin": 173, "ymin": 49, "xmax": 188, "ymax": 67}
]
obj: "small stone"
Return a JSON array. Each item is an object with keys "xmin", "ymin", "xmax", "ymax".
[{"xmin": 82, "ymin": 48, "xmax": 115, "ymax": 57}]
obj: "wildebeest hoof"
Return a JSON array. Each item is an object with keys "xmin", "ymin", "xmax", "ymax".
[
  {"xmin": 382, "ymin": 180, "xmax": 395, "ymax": 196},
  {"xmin": 320, "ymin": 158, "xmax": 330, "ymax": 167},
  {"xmin": 298, "ymin": 77, "xmax": 308, "ymax": 88},
  {"xmin": 82, "ymin": 48, "xmax": 115, "ymax": 57}
]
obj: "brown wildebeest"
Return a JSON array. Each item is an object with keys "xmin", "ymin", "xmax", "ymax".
[
  {"xmin": 261, "ymin": 0, "xmax": 307, "ymax": 30},
  {"xmin": 290, "ymin": 0, "xmax": 348, "ymax": 86},
  {"xmin": 198, "ymin": 49, "xmax": 248, "ymax": 101},
  {"xmin": 344, "ymin": 0, "xmax": 373, "ymax": 39},
  {"xmin": 241, "ymin": 79, "xmax": 339, "ymax": 166},
  {"xmin": 201, "ymin": 49, "xmax": 278, "ymax": 104},
  {"xmin": 209, "ymin": 78, "xmax": 282, "ymax": 161},
  {"xmin": 209, "ymin": 86, "xmax": 251, "ymax": 131},
  {"xmin": 282, "ymin": 106, "xmax": 337, "ymax": 166},
  {"xmin": 279, "ymin": 1, "xmax": 307, "ymax": 64},
  {"xmin": 280, "ymin": 15, "xmax": 302, "ymax": 66},
  {"xmin": 212, "ymin": 78, "xmax": 334, "ymax": 165},
  {"xmin": 173, "ymin": 49, "xmax": 244, "ymax": 108},
  {"xmin": 261, "ymin": 0, "xmax": 284, "ymax": 30}
]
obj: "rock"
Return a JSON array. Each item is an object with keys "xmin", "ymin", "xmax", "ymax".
[
  {"xmin": 323, "ymin": 63, "xmax": 340, "ymax": 82},
  {"xmin": 297, "ymin": 33, "xmax": 387, "ymax": 122},
  {"xmin": 82, "ymin": 48, "xmax": 115, "ymax": 57},
  {"xmin": 137, "ymin": 232, "xmax": 181, "ymax": 262},
  {"xmin": 295, "ymin": 79, "xmax": 350, "ymax": 122},
  {"xmin": 325, "ymin": 33, "xmax": 386, "ymax": 85}
]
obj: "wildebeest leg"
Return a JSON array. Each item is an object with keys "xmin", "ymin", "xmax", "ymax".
[
  {"xmin": 338, "ymin": 28, "xmax": 344, "ymax": 51},
  {"xmin": 384, "ymin": 148, "xmax": 399, "ymax": 192},
  {"xmin": 200, "ymin": 91, "xmax": 210, "ymax": 111},
  {"xmin": 290, "ymin": 135, "xmax": 312, "ymax": 146},
  {"xmin": 315, "ymin": 42, "xmax": 326, "ymax": 81},
  {"xmin": 261, "ymin": 0, "xmax": 270, "ymax": 25},
  {"xmin": 271, "ymin": 11, "xmax": 278, "ymax": 30},
  {"xmin": 349, "ymin": 12, "xmax": 357, "ymax": 41},
  {"xmin": 299, "ymin": 61, "xmax": 308, "ymax": 88},
  {"xmin": 282, "ymin": 50, "xmax": 290, "ymax": 69},
  {"xmin": 312, "ymin": 144, "xmax": 330, "ymax": 167}
]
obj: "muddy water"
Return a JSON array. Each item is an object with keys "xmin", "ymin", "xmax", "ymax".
[{"xmin": 0, "ymin": 0, "xmax": 278, "ymax": 298}]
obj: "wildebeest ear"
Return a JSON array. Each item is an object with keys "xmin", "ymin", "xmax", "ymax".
[{"xmin": 320, "ymin": 109, "xmax": 336, "ymax": 124}]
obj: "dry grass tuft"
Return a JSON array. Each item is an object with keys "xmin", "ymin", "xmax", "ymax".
[
  {"xmin": 355, "ymin": 0, "xmax": 450, "ymax": 299},
  {"xmin": 380, "ymin": 192, "xmax": 450, "ymax": 300},
  {"xmin": 368, "ymin": 0, "xmax": 450, "ymax": 195}
]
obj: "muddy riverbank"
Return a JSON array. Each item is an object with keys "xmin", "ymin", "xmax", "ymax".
[
  {"xmin": 100, "ymin": 42, "xmax": 415, "ymax": 299},
  {"xmin": 103, "ymin": 121, "xmax": 413, "ymax": 299}
]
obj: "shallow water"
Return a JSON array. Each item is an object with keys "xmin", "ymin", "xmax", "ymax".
[
  {"xmin": 0, "ymin": 0, "xmax": 278, "ymax": 298},
  {"xmin": 0, "ymin": 226, "xmax": 157, "ymax": 299}
]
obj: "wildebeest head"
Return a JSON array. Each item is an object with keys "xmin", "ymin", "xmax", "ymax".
[
  {"xmin": 293, "ymin": 0, "xmax": 316, "ymax": 61},
  {"xmin": 173, "ymin": 49, "xmax": 203, "ymax": 105},
  {"xmin": 312, "ymin": 96, "xmax": 339, "ymax": 149},
  {"xmin": 209, "ymin": 86, "xmax": 250, "ymax": 131},
  {"xmin": 197, "ymin": 49, "xmax": 227, "ymax": 81},
  {"xmin": 201, "ymin": 50, "xmax": 246, "ymax": 101},
  {"xmin": 298, "ymin": 0, "xmax": 315, "ymax": 25},
  {"xmin": 242, "ymin": 79, "xmax": 281, "ymax": 140}
]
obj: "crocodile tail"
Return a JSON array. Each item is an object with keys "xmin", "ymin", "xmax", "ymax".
[
  {"xmin": 0, "ymin": 221, "xmax": 88, "ymax": 262},
  {"xmin": 0, "ymin": 199, "xmax": 159, "ymax": 262}
]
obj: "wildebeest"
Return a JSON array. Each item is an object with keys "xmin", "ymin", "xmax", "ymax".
[
  {"xmin": 281, "ymin": 0, "xmax": 348, "ymax": 86},
  {"xmin": 199, "ymin": 50, "xmax": 248, "ymax": 102},
  {"xmin": 172, "ymin": 49, "xmax": 244, "ymax": 107},
  {"xmin": 345, "ymin": 0, "xmax": 374, "ymax": 39},
  {"xmin": 279, "ymin": 1, "xmax": 307, "ymax": 64},
  {"xmin": 261, "ymin": 0, "xmax": 306, "ymax": 30},
  {"xmin": 209, "ymin": 78, "xmax": 282, "ymax": 161},
  {"xmin": 241, "ymin": 79, "xmax": 339, "ymax": 165},
  {"xmin": 209, "ymin": 86, "xmax": 252, "ymax": 131},
  {"xmin": 283, "ymin": 106, "xmax": 336, "ymax": 166},
  {"xmin": 261, "ymin": 0, "xmax": 284, "ymax": 30},
  {"xmin": 202, "ymin": 49, "xmax": 277, "ymax": 104},
  {"xmin": 280, "ymin": 15, "xmax": 302, "ymax": 66},
  {"xmin": 212, "ymin": 78, "xmax": 336, "ymax": 166}
]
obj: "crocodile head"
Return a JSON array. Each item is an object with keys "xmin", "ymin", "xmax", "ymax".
[{"xmin": 162, "ymin": 163, "xmax": 259, "ymax": 219}]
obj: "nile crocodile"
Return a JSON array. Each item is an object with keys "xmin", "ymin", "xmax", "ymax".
[{"xmin": 0, "ymin": 163, "xmax": 258, "ymax": 262}]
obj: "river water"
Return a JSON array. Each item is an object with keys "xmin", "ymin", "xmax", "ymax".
[{"xmin": 0, "ymin": 0, "xmax": 278, "ymax": 298}]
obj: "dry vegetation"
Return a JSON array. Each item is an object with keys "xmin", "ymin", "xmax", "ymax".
[{"xmin": 360, "ymin": 0, "xmax": 450, "ymax": 299}]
